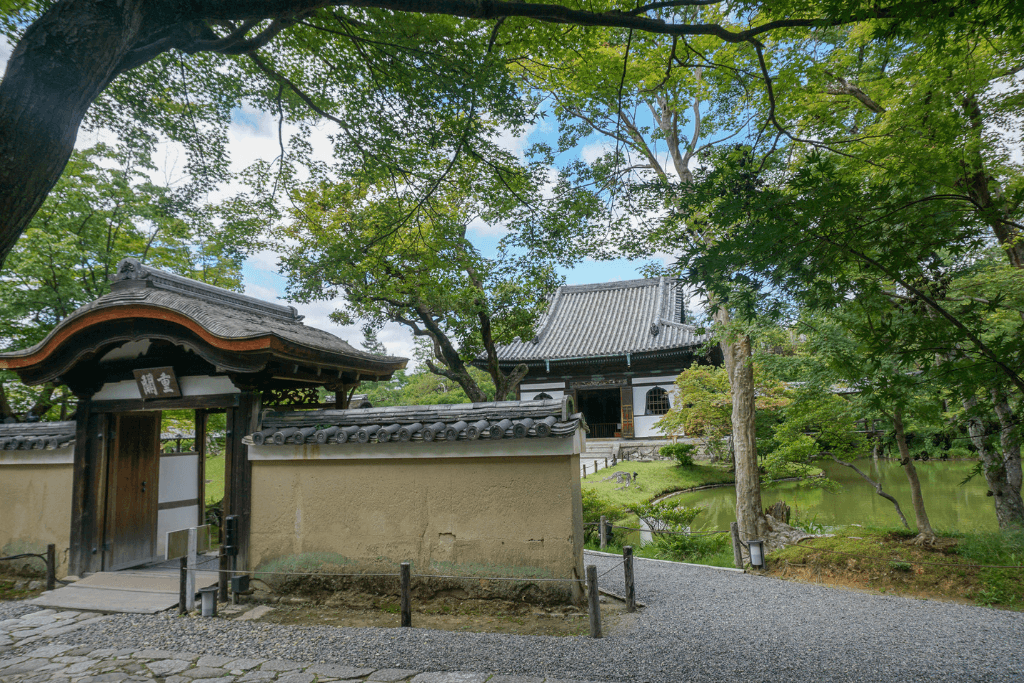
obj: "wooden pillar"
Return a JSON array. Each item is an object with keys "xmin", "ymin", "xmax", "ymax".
[
  {"xmin": 224, "ymin": 391, "xmax": 259, "ymax": 571},
  {"xmin": 69, "ymin": 400, "xmax": 109, "ymax": 577},
  {"xmin": 195, "ymin": 409, "xmax": 207, "ymax": 527}
]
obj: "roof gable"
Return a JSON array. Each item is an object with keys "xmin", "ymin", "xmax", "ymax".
[{"xmin": 496, "ymin": 277, "xmax": 704, "ymax": 363}]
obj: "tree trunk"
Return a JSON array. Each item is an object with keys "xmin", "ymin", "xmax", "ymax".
[
  {"xmin": 893, "ymin": 407, "xmax": 936, "ymax": 543},
  {"xmin": 27, "ymin": 383, "xmax": 56, "ymax": 420},
  {"xmin": 715, "ymin": 308, "xmax": 767, "ymax": 542},
  {"xmin": 0, "ymin": 0, "xmax": 148, "ymax": 266},
  {"xmin": 966, "ymin": 393, "xmax": 1024, "ymax": 530},
  {"xmin": 991, "ymin": 389, "xmax": 1024, "ymax": 529},
  {"xmin": 0, "ymin": 381, "xmax": 16, "ymax": 421},
  {"xmin": 424, "ymin": 358, "xmax": 489, "ymax": 403},
  {"xmin": 961, "ymin": 95, "xmax": 1024, "ymax": 269}
]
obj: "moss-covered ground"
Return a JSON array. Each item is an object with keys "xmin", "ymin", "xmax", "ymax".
[{"xmin": 764, "ymin": 526, "xmax": 1024, "ymax": 610}]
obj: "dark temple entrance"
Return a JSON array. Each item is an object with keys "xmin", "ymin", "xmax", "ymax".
[{"xmin": 577, "ymin": 388, "xmax": 621, "ymax": 438}]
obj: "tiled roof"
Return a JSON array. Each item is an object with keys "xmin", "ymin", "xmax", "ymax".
[
  {"xmin": 0, "ymin": 422, "xmax": 75, "ymax": 450},
  {"xmin": 496, "ymin": 277, "xmax": 704, "ymax": 363},
  {"xmin": 245, "ymin": 398, "xmax": 585, "ymax": 445},
  {"xmin": 0, "ymin": 258, "xmax": 406, "ymax": 374}
]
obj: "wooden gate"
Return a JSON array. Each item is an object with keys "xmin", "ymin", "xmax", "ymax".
[
  {"xmin": 620, "ymin": 386, "xmax": 634, "ymax": 438},
  {"xmin": 105, "ymin": 412, "xmax": 161, "ymax": 570}
]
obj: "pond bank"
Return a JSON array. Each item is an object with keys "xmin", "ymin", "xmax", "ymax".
[
  {"xmin": 668, "ymin": 457, "xmax": 998, "ymax": 532},
  {"xmin": 763, "ymin": 527, "xmax": 1024, "ymax": 611}
]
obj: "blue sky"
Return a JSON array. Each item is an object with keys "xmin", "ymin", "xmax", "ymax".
[{"xmin": 229, "ymin": 101, "xmax": 670, "ymax": 362}]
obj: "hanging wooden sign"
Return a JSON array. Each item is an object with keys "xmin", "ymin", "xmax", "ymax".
[{"xmin": 134, "ymin": 366, "xmax": 182, "ymax": 399}]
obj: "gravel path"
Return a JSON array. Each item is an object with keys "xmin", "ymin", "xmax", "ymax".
[{"xmin": 5, "ymin": 551, "xmax": 1024, "ymax": 682}]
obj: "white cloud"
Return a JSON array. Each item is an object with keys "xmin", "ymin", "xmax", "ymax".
[
  {"xmin": 247, "ymin": 249, "xmax": 281, "ymax": 272},
  {"xmin": 466, "ymin": 216, "xmax": 508, "ymax": 238},
  {"xmin": 492, "ymin": 120, "xmax": 539, "ymax": 160},
  {"xmin": 580, "ymin": 140, "xmax": 613, "ymax": 164}
]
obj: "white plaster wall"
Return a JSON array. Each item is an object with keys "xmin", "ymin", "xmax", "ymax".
[
  {"xmin": 93, "ymin": 380, "xmax": 143, "ymax": 400},
  {"xmin": 179, "ymin": 376, "xmax": 239, "ymax": 396},
  {"xmin": 0, "ymin": 446, "xmax": 73, "ymax": 465},
  {"xmin": 521, "ymin": 389, "xmax": 565, "ymax": 402},
  {"xmin": 632, "ymin": 384, "xmax": 674, "ymax": 438},
  {"xmin": 157, "ymin": 506, "xmax": 200, "ymax": 557},
  {"xmin": 93, "ymin": 375, "xmax": 238, "ymax": 400},
  {"xmin": 631, "ymin": 374, "xmax": 680, "ymax": 386},
  {"xmin": 159, "ymin": 454, "xmax": 198, "ymax": 504},
  {"xmin": 521, "ymin": 381, "xmax": 566, "ymax": 391}
]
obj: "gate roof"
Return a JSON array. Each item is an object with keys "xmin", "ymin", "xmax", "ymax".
[{"xmin": 0, "ymin": 258, "xmax": 405, "ymax": 394}]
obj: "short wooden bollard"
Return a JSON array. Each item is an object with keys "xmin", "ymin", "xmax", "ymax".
[
  {"xmin": 582, "ymin": 463, "xmax": 587, "ymax": 478},
  {"xmin": 599, "ymin": 515, "xmax": 607, "ymax": 550},
  {"xmin": 45, "ymin": 544, "xmax": 55, "ymax": 591},
  {"xmin": 218, "ymin": 547, "xmax": 229, "ymax": 602},
  {"xmin": 178, "ymin": 557, "xmax": 188, "ymax": 615},
  {"xmin": 730, "ymin": 522, "xmax": 744, "ymax": 569},
  {"xmin": 623, "ymin": 546, "xmax": 635, "ymax": 613},
  {"xmin": 604, "ymin": 458, "xmax": 608, "ymax": 469},
  {"xmin": 400, "ymin": 562, "xmax": 412, "ymax": 628},
  {"xmin": 586, "ymin": 564, "xmax": 602, "ymax": 638}
]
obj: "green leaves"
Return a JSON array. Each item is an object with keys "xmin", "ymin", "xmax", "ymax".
[{"xmin": 0, "ymin": 144, "xmax": 243, "ymax": 354}]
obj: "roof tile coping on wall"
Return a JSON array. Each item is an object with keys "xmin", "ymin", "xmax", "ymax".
[
  {"xmin": 0, "ymin": 421, "xmax": 76, "ymax": 450},
  {"xmin": 246, "ymin": 397, "xmax": 587, "ymax": 446}
]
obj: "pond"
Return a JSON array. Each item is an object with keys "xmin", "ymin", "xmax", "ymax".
[{"xmin": 668, "ymin": 458, "xmax": 999, "ymax": 533}]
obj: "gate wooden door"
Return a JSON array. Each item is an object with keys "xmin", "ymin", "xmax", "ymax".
[
  {"xmin": 619, "ymin": 387, "xmax": 635, "ymax": 438},
  {"xmin": 105, "ymin": 412, "xmax": 161, "ymax": 570}
]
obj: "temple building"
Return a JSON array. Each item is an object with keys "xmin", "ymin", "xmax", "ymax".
[{"xmin": 494, "ymin": 277, "xmax": 719, "ymax": 439}]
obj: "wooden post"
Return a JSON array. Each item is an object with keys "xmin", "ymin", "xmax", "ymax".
[
  {"xmin": 186, "ymin": 526, "xmax": 198, "ymax": 611},
  {"xmin": 604, "ymin": 457, "xmax": 608, "ymax": 469},
  {"xmin": 586, "ymin": 565, "xmax": 601, "ymax": 638},
  {"xmin": 178, "ymin": 557, "xmax": 187, "ymax": 615},
  {"xmin": 623, "ymin": 546, "xmax": 635, "ymax": 613},
  {"xmin": 400, "ymin": 562, "xmax": 411, "ymax": 627},
  {"xmin": 599, "ymin": 515, "xmax": 607, "ymax": 550},
  {"xmin": 218, "ymin": 546, "xmax": 228, "ymax": 602},
  {"xmin": 45, "ymin": 544, "xmax": 55, "ymax": 590},
  {"xmin": 730, "ymin": 522, "xmax": 744, "ymax": 569}
]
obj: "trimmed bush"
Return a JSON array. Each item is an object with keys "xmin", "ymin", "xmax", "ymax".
[{"xmin": 660, "ymin": 442, "xmax": 696, "ymax": 467}]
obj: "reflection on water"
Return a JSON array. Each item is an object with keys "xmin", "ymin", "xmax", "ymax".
[{"xmin": 670, "ymin": 458, "xmax": 997, "ymax": 533}]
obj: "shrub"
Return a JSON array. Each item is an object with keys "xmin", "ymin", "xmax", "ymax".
[
  {"xmin": 632, "ymin": 499, "xmax": 704, "ymax": 531},
  {"xmin": 653, "ymin": 530, "xmax": 730, "ymax": 563},
  {"xmin": 581, "ymin": 488, "xmax": 626, "ymax": 545},
  {"xmin": 660, "ymin": 443, "xmax": 696, "ymax": 467}
]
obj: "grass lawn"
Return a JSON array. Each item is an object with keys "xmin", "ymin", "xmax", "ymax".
[
  {"xmin": 582, "ymin": 460, "xmax": 734, "ymax": 508},
  {"xmin": 204, "ymin": 454, "xmax": 225, "ymax": 506},
  {"xmin": 765, "ymin": 526, "xmax": 1024, "ymax": 610},
  {"xmin": 585, "ymin": 536, "xmax": 738, "ymax": 568}
]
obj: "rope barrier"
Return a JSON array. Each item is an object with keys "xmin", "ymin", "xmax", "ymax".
[
  {"xmin": 584, "ymin": 522, "xmax": 730, "ymax": 537},
  {"xmin": 212, "ymin": 567, "xmax": 584, "ymax": 583},
  {"xmin": 596, "ymin": 561, "xmax": 624, "ymax": 581},
  {"xmin": 411, "ymin": 573, "xmax": 583, "ymax": 584},
  {"xmin": 0, "ymin": 553, "xmax": 46, "ymax": 562}
]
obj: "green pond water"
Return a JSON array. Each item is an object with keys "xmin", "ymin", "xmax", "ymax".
[{"xmin": 670, "ymin": 458, "xmax": 999, "ymax": 533}]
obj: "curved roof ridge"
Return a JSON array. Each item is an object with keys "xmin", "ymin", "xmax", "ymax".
[{"xmin": 110, "ymin": 257, "xmax": 300, "ymax": 322}]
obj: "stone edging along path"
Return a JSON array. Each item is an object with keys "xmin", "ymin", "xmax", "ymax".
[{"xmin": 0, "ymin": 606, "xmax": 619, "ymax": 683}]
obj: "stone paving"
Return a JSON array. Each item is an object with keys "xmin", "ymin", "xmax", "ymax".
[{"xmin": 0, "ymin": 608, "xmax": 611, "ymax": 683}]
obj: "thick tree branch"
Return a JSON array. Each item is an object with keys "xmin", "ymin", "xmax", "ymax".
[{"xmin": 831, "ymin": 455, "xmax": 910, "ymax": 528}]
